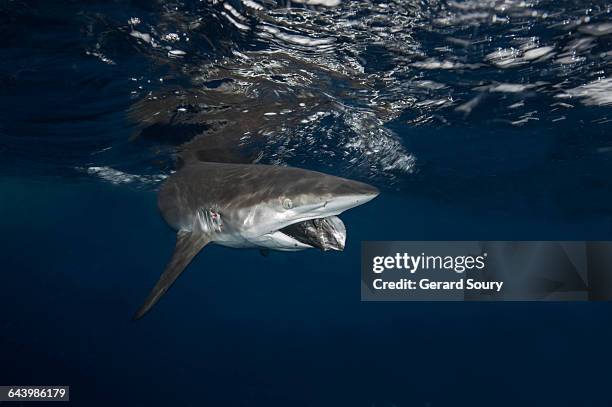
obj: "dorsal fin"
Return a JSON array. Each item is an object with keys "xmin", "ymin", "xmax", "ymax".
[{"xmin": 133, "ymin": 230, "xmax": 210, "ymax": 320}]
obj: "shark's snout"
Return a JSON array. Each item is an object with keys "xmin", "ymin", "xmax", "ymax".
[
  {"xmin": 324, "ymin": 179, "xmax": 379, "ymax": 213},
  {"xmin": 353, "ymin": 181, "xmax": 380, "ymax": 198},
  {"xmin": 353, "ymin": 182, "xmax": 380, "ymax": 203}
]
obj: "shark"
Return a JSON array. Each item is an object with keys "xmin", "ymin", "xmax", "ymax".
[{"xmin": 133, "ymin": 161, "xmax": 379, "ymax": 319}]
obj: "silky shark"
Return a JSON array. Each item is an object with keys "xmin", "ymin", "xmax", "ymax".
[{"xmin": 133, "ymin": 161, "xmax": 379, "ymax": 319}]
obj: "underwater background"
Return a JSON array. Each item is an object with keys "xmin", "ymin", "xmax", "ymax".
[{"xmin": 2, "ymin": 0, "xmax": 612, "ymax": 405}]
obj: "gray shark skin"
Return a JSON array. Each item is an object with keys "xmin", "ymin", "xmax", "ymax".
[{"xmin": 133, "ymin": 161, "xmax": 379, "ymax": 319}]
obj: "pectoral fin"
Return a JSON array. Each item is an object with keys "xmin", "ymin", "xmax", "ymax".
[{"xmin": 133, "ymin": 230, "xmax": 210, "ymax": 320}]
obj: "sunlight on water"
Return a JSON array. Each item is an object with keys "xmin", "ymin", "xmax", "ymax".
[
  {"xmin": 109, "ymin": 0, "xmax": 612, "ymax": 184},
  {"xmin": 3, "ymin": 0, "xmax": 612, "ymax": 190}
]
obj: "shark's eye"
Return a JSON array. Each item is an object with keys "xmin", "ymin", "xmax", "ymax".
[{"xmin": 282, "ymin": 198, "xmax": 293, "ymax": 210}]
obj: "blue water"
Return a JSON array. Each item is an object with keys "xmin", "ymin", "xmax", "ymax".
[{"xmin": 2, "ymin": 0, "xmax": 612, "ymax": 405}]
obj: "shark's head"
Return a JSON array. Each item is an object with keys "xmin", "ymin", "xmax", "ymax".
[{"xmin": 224, "ymin": 166, "xmax": 379, "ymax": 249}]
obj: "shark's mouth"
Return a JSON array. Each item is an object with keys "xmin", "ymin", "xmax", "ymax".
[{"xmin": 279, "ymin": 216, "xmax": 346, "ymax": 251}]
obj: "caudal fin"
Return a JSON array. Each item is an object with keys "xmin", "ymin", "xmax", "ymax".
[{"xmin": 133, "ymin": 230, "xmax": 210, "ymax": 320}]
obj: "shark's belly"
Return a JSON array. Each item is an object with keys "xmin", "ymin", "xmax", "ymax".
[
  {"xmin": 213, "ymin": 234, "xmax": 258, "ymax": 249},
  {"xmin": 214, "ymin": 231, "xmax": 311, "ymax": 251}
]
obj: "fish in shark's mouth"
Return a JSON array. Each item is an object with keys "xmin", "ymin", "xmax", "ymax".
[{"xmin": 280, "ymin": 216, "xmax": 346, "ymax": 251}]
